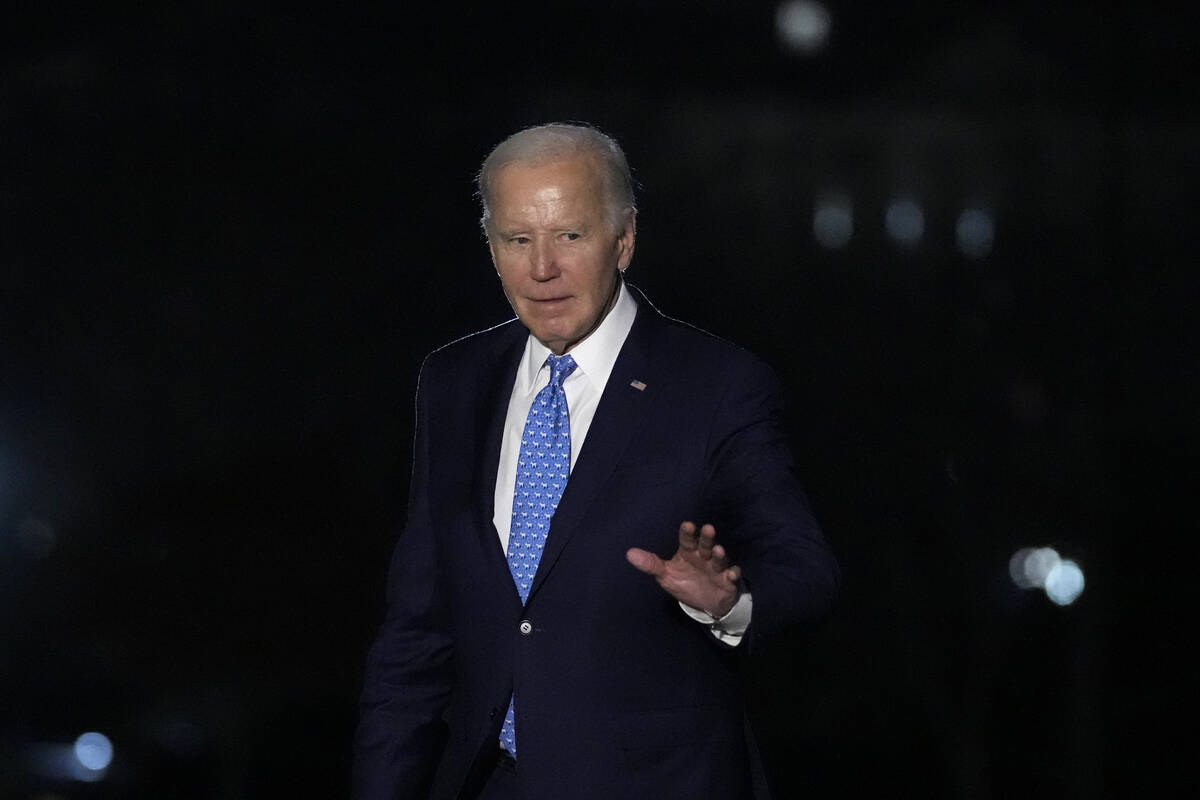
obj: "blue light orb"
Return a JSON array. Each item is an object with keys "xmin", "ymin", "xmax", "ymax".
[{"xmin": 74, "ymin": 732, "xmax": 113, "ymax": 772}]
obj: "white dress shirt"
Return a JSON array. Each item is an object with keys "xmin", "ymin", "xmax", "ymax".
[{"xmin": 492, "ymin": 282, "xmax": 752, "ymax": 644}]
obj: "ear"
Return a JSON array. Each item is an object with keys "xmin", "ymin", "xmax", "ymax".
[{"xmin": 616, "ymin": 214, "xmax": 636, "ymax": 272}]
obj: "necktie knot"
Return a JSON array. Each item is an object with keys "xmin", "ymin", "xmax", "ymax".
[{"xmin": 546, "ymin": 353, "xmax": 577, "ymax": 388}]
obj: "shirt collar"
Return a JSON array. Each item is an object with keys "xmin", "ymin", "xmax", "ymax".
[{"xmin": 517, "ymin": 280, "xmax": 638, "ymax": 392}]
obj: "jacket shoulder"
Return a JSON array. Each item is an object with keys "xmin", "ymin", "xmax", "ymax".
[
  {"xmin": 643, "ymin": 304, "xmax": 774, "ymax": 384},
  {"xmin": 419, "ymin": 317, "xmax": 524, "ymax": 376}
]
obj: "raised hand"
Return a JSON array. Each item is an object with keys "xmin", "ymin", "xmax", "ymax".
[{"xmin": 626, "ymin": 521, "xmax": 741, "ymax": 618}]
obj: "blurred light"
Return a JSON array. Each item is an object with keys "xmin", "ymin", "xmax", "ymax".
[
  {"xmin": 776, "ymin": 1, "xmax": 831, "ymax": 54},
  {"xmin": 27, "ymin": 740, "xmax": 107, "ymax": 783},
  {"xmin": 74, "ymin": 732, "xmax": 113, "ymax": 772},
  {"xmin": 1010, "ymin": 546, "xmax": 1061, "ymax": 589},
  {"xmin": 1009, "ymin": 547, "xmax": 1036, "ymax": 588},
  {"xmin": 956, "ymin": 207, "xmax": 995, "ymax": 259},
  {"xmin": 1009, "ymin": 547, "xmax": 1086, "ymax": 605},
  {"xmin": 1045, "ymin": 559, "xmax": 1085, "ymax": 605},
  {"xmin": 1024, "ymin": 547, "xmax": 1060, "ymax": 588},
  {"xmin": 812, "ymin": 194, "xmax": 853, "ymax": 249},
  {"xmin": 885, "ymin": 198, "xmax": 924, "ymax": 246}
]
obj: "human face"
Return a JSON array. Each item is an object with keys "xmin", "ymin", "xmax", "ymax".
[{"xmin": 487, "ymin": 157, "xmax": 635, "ymax": 355}]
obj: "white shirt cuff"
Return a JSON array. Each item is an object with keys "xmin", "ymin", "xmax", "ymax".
[{"xmin": 679, "ymin": 592, "xmax": 753, "ymax": 646}]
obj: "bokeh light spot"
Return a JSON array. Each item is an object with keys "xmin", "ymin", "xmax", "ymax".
[
  {"xmin": 885, "ymin": 198, "xmax": 924, "ymax": 246},
  {"xmin": 1010, "ymin": 546, "xmax": 1062, "ymax": 589},
  {"xmin": 956, "ymin": 207, "xmax": 995, "ymax": 259},
  {"xmin": 1010, "ymin": 547, "xmax": 1085, "ymax": 605},
  {"xmin": 73, "ymin": 732, "xmax": 113, "ymax": 772},
  {"xmin": 1045, "ymin": 559, "xmax": 1085, "ymax": 605},
  {"xmin": 1009, "ymin": 547, "xmax": 1035, "ymax": 588},
  {"xmin": 813, "ymin": 194, "xmax": 853, "ymax": 249},
  {"xmin": 1022, "ymin": 547, "xmax": 1060, "ymax": 588},
  {"xmin": 776, "ymin": 1, "xmax": 832, "ymax": 54}
]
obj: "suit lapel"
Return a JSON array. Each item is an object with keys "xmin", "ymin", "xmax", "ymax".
[
  {"xmin": 528, "ymin": 297, "xmax": 664, "ymax": 601},
  {"xmin": 472, "ymin": 323, "xmax": 527, "ymax": 571}
]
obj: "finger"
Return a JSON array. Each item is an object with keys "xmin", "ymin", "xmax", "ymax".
[
  {"xmin": 725, "ymin": 565, "xmax": 742, "ymax": 585},
  {"xmin": 697, "ymin": 524, "xmax": 720, "ymax": 562},
  {"xmin": 710, "ymin": 544, "xmax": 728, "ymax": 571},
  {"xmin": 626, "ymin": 547, "xmax": 666, "ymax": 577},
  {"xmin": 696, "ymin": 524, "xmax": 716, "ymax": 558},
  {"xmin": 677, "ymin": 521, "xmax": 698, "ymax": 551}
]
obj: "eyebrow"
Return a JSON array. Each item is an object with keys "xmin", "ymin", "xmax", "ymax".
[{"xmin": 497, "ymin": 222, "xmax": 590, "ymax": 238}]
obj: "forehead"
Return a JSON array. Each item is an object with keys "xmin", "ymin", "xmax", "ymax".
[{"xmin": 490, "ymin": 156, "xmax": 606, "ymax": 210}]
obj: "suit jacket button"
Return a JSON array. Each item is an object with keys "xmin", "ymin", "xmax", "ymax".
[{"xmin": 519, "ymin": 620, "xmax": 533, "ymax": 635}]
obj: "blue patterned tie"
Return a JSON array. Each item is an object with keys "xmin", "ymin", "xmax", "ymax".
[{"xmin": 499, "ymin": 352, "xmax": 577, "ymax": 757}]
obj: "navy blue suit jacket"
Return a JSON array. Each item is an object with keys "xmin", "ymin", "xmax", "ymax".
[{"xmin": 354, "ymin": 288, "xmax": 838, "ymax": 799}]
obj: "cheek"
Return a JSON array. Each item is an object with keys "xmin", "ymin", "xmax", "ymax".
[{"xmin": 495, "ymin": 263, "xmax": 524, "ymax": 291}]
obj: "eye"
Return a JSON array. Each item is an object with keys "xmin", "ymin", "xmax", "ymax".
[
  {"xmin": 510, "ymin": 235, "xmax": 530, "ymax": 245},
  {"xmin": 562, "ymin": 232, "xmax": 581, "ymax": 241}
]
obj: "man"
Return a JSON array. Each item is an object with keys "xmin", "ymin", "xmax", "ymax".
[{"xmin": 353, "ymin": 123, "xmax": 838, "ymax": 799}]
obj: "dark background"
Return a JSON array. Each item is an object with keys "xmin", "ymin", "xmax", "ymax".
[{"xmin": 2, "ymin": 2, "xmax": 1195, "ymax": 797}]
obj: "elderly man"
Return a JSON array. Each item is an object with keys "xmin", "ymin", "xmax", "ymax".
[{"xmin": 353, "ymin": 123, "xmax": 838, "ymax": 799}]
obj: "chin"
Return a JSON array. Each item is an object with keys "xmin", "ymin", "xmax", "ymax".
[
  {"xmin": 525, "ymin": 312, "xmax": 574, "ymax": 340},
  {"xmin": 537, "ymin": 327, "xmax": 574, "ymax": 348},
  {"xmin": 532, "ymin": 323, "xmax": 580, "ymax": 352}
]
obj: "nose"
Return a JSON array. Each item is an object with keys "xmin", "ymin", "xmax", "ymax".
[{"xmin": 529, "ymin": 238, "xmax": 558, "ymax": 281}]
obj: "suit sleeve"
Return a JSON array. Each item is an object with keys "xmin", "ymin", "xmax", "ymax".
[
  {"xmin": 702, "ymin": 355, "xmax": 839, "ymax": 649},
  {"xmin": 353, "ymin": 358, "xmax": 454, "ymax": 799}
]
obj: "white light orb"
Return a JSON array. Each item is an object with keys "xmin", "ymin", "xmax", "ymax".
[
  {"xmin": 1044, "ymin": 559, "xmax": 1085, "ymax": 605},
  {"xmin": 776, "ymin": 1, "xmax": 832, "ymax": 53}
]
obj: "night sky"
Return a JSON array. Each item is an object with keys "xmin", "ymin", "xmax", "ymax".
[{"xmin": 2, "ymin": 3, "xmax": 1195, "ymax": 798}]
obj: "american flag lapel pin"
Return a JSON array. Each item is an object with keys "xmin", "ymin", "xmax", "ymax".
[{"xmin": 630, "ymin": 380, "xmax": 647, "ymax": 391}]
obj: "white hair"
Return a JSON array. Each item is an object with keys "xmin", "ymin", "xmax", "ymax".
[{"xmin": 477, "ymin": 122, "xmax": 637, "ymax": 234}]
